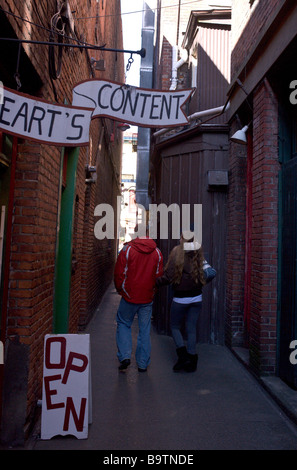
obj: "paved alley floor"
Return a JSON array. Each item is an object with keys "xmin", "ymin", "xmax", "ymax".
[{"xmin": 31, "ymin": 283, "xmax": 297, "ymax": 451}]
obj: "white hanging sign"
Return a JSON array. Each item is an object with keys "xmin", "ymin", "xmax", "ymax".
[
  {"xmin": 0, "ymin": 87, "xmax": 92, "ymax": 146},
  {"xmin": 0, "ymin": 81, "xmax": 194, "ymax": 146},
  {"xmin": 72, "ymin": 79, "xmax": 193, "ymax": 128},
  {"xmin": 41, "ymin": 334, "xmax": 92, "ymax": 440}
]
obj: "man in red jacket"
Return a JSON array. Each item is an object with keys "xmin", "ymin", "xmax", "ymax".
[{"xmin": 114, "ymin": 236, "xmax": 163, "ymax": 372}]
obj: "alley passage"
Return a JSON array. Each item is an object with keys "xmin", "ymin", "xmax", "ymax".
[{"xmin": 32, "ymin": 284, "xmax": 297, "ymax": 451}]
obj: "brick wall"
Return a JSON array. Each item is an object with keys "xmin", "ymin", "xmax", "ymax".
[
  {"xmin": 226, "ymin": 84, "xmax": 280, "ymax": 374},
  {"xmin": 225, "ymin": 120, "xmax": 247, "ymax": 347},
  {"xmin": 0, "ymin": 0, "xmax": 124, "ymax": 443},
  {"xmin": 77, "ymin": 0, "xmax": 124, "ymax": 328},
  {"xmin": 227, "ymin": 0, "xmax": 282, "ymax": 377},
  {"xmin": 155, "ymin": 0, "xmax": 194, "ymax": 90},
  {"xmin": 231, "ymin": 0, "xmax": 283, "ymax": 82},
  {"xmin": 249, "ymin": 78, "xmax": 279, "ymax": 374}
]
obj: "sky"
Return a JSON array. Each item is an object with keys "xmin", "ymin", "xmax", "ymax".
[
  {"xmin": 120, "ymin": 0, "xmax": 156, "ymax": 87},
  {"xmin": 120, "ymin": 1, "xmax": 156, "ymax": 134}
]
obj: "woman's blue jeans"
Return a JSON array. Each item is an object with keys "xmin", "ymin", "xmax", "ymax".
[
  {"xmin": 116, "ymin": 298, "xmax": 153, "ymax": 369},
  {"xmin": 170, "ymin": 300, "xmax": 202, "ymax": 354}
]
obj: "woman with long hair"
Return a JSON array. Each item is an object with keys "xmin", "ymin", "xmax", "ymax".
[{"xmin": 156, "ymin": 230, "xmax": 216, "ymax": 372}]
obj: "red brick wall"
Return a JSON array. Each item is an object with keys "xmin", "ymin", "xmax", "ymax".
[
  {"xmin": 77, "ymin": 0, "xmax": 124, "ymax": 328},
  {"xmin": 249, "ymin": 78, "xmax": 279, "ymax": 374},
  {"xmin": 225, "ymin": 120, "xmax": 247, "ymax": 347},
  {"xmin": 1, "ymin": 0, "xmax": 124, "ymax": 440},
  {"xmin": 227, "ymin": 0, "xmax": 282, "ymax": 376},
  {"xmin": 231, "ymin": 0, "xmax": 283, "ymax": 82},
  {"xmin": 226, "ymin": 79, "xmax": 280, "ymax": 375},
  {"xmin": 155, "ymin": 0, "xmax": 194, "ymax": 90}
]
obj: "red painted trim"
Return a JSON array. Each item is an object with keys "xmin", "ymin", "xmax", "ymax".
[{"xmin": 244, "ymin": 130, "xmax": 253, "ymax": 339}]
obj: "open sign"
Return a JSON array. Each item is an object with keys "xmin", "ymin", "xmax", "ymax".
[{"xmin": 41, "ymin": 334, "xmax": 92, "ymax": 440}]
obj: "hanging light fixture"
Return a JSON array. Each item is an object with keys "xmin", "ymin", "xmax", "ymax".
[
  {"xmin": 230, "ymin": 125, "xmax": 249, "ymax": 145},
  {"xmin": 117, "ymin": 122, "xmax": 131, "ymax": 132}
]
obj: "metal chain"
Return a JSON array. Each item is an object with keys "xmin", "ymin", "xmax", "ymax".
[
  {"xmin": 126, "ymin": 53, "xmax": 134, "ymax": 72},
  {"xmin": 14, "ymin": 42, "xmax": 22, "ymax": 90}
]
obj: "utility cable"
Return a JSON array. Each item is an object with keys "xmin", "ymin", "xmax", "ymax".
[
  {"xmin": 75, "ymin": 0, "xmax": 204, "ymax": 20},
  {"xmin": 0, "ymin": 7, "xmax": 103, "ymax": 49},
  {"xmin": 48, "ymin": 7, "xmax": 65, "ymax": 80}
]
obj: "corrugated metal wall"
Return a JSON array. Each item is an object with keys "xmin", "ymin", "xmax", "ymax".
[
  {"xmin": 152, "ymin": 126, "xmax": 228, "ymax": 345},
  {"xmin": 189, "ymin": 24, "xmax": 230, "ymax": 124}
]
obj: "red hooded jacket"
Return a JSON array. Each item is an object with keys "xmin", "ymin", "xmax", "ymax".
[{"xmin": 114, "ymin": 237, "xmax": 163, "ymax": 304}]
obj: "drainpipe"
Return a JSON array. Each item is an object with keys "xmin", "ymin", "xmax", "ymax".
[
  {"xmin": 153, "ymin": 101, "xmax": 230, "ymax": 138},
  {"xmin": 135, "ymin": 2, "xmax": 155, "ymax": 211},
  {"xmin": 170, "ymin": 45, "xmax": 187, "ymax": 90}
]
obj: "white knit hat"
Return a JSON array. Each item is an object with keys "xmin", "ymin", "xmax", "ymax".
[{"xmin": 182, "ymin": 230, "xmax": 201, "ymax": 251}]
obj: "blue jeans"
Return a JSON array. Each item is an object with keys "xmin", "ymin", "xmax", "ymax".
[
  {"xmin": 116, "ymin": 298, "xmax": 153, "ymax": 369},
  {"xmin": 170, "ymin": 301, "xmax": 202, "ymax": 354}
]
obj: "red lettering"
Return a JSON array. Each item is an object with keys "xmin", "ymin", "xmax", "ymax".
[
  {"xmin": 44, "ymin": 375, "xmax": 64, "ymax": 410},
  {"xmin": 62, "ymin": 351, "xmax": 88, "ymax": 384},
  {"xmin": 45, "ymin": 337, "xmax": 66, "ymax": 369},
  {"xmin": 63, "ymin": 397, "xmax": 87, "ymax": 432}
]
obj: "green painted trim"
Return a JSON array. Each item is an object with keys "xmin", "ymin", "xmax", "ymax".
[
  {"xmin": 53, "ymin": 147, "xmax": 79, "ymax": 334},
  {"xmin": 276, "ymin": 161, "xmax": 282, "ymax": 376},
  {"xmin": 276, "ymin": 102, "xmax": 287, "ymax": 375}
]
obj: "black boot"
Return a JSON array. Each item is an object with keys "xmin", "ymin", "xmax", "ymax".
[
  {"xmin": 173, "ymin": 346, "xmax": 189, "ymax": 372},
  {"xmin": 184, "ymin": 353, "xmax": 198, "ymax": 372},
  {"xmin": 118, "ymin": 359, "xmax": 130, "ymax": 371}
]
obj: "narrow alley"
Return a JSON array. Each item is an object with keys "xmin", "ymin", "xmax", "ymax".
[
  {"xmin": 29, "ymin": 283, "xmax": 297, "ymax": 452},
  {"xmin": 1, "ymin": 0, "xmax": 297, "ymax": 456}
]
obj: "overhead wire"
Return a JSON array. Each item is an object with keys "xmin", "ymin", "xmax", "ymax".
[
  {"xmin": 0, "ymin": 7, "xmax": 104, "ymax": 49},
  {"xmin": 49, "ymin": 5, "xmax": 66, "ymax": 81},
  {"xmin": 0, "ymin": 1, "xmax": 202, "ymax": 94},
  {"xmin": 75, "ymin": 0, "xmax": 204, "ymax": 20}
]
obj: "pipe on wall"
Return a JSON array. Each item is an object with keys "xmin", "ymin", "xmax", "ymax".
[
  {"xmin": 170, "ymin": 45, "xmax": 187, "ymax": 90},
  {"xmin": 153, "ymin": 102, "xmax": 230, "ymax": 138}
]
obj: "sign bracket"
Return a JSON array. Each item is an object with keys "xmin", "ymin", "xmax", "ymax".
[{"xmin": 0, "ymin": 37, "xmax": 146, "ymax": 58}]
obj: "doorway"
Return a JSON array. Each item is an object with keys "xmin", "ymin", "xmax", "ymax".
[{"xmin": 278, "ymin": 107, "xmax": 297, "ymax": 389}]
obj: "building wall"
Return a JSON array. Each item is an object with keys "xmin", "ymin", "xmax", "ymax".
[
  {"xmin": 188, "ymin": 22, "xmax": 230, "ymax": 120},
  {"xmin": 230, "ymin": 0, "xmax": 282, "ymax": 82},
  {"xmin": 0, "ymin": 0, "xmax": 124, "ymax": 445},
  {"xmin": 152, "ymin": 127, "xmax": 229, "ymax": 345},
  {"xmin": 154, "ymin": 0, "xmax": 194, "ymax": 90},
  {"xmin": 226, "ymin": 0, "xmax": 295, "ymax": 376},
  {"xmin": 151, "ymin": 2, "xmax": 231, "ymax": 345},
  {"xmin": 249, "ymin": 79, "xmax": 279, "ymax": 374},
  {"xmin": 225, "ymin": 121, "xmax": 247, "ymax": 347}
]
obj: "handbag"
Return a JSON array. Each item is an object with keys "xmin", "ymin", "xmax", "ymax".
[{"xmin": 203, "ymin": 260, "xmax": 217, "ymax": 283}]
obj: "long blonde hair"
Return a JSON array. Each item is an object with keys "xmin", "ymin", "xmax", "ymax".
[{"xmin": 166, "ymin": 232, "xmax": 205, "ymax": 285}]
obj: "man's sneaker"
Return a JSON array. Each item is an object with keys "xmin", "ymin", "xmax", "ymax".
[
  {"xmin": 118, "ymin": 359, "xmax": 130, "ymax": 371},
  {"xmin": 138, "ymin": 367, "xmax": 147, "ymax": 372}
]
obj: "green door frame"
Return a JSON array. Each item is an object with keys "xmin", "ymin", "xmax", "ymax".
[
  {"xmin": 277, "ymin": 102, "xmax": 297, "ymax": 387},
  {"xmin": 53, "ymin": 146, "xmax": 80, "ymax": 334},
  {"xmin": 277, "ymin": 102, "xmax": 290, "ymax": 375}
]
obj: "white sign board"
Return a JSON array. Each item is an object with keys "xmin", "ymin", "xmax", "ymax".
[
  {"xmin": 41, "ymin": 334, "xmax": 92, "ymax": 440},
  {"xmin": 72, "ymin": 80, "xmax": 193, "ymax": 128},
  {"xmin": 0, "ymin": 81, "xmax": 194, "ymax": 146},
  {"xmin": 0, "ymin": 88, "xmax": 92, "ymax": 146}
]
